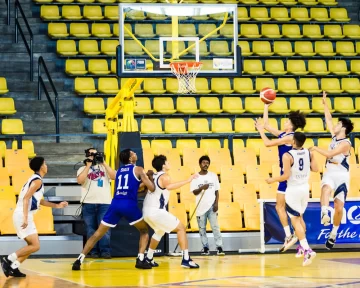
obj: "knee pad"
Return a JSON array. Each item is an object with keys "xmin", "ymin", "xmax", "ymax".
[{"xmin": 152, "ymin": 232, "xmax": 164, "ymax": 241}]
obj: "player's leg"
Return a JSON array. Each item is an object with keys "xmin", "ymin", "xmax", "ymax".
[
  {"xmin": 320, "ymin": 173, "xmax": 335, "ymax": 226},
  {"xmin": 145, "ymin": 230, "xmax": 164, "ymax": 267},
  {"xmin": 208, "ymin": 207, "xmax": 225, "ymax": 256},
  {"xmin": 197, "ymin": 210, "xmax": 210, "ymax": 255},
  {"xmin": 133, "ymin": 219, "xmax": 150, "ymax": 261},
  {"xmin": 82, "ymin": 203, "xmax": 100, "ymax": 257}
]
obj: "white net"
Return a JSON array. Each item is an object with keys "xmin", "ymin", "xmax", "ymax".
[{"xmin": 170, "ymin": 62, "xmax": 202, "ymax": 94}]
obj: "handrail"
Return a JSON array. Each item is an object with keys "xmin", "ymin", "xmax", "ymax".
[
  {"xmin": 38, "ymin": 56, "xmax": 60, "ymax": 143},
  {"xmin": 15, "ymin": 0, "xmax": 34, "ymax": 81},
  {"xmin": 5, "ymin": 0, "xmax": 10, "ymax": 25}
]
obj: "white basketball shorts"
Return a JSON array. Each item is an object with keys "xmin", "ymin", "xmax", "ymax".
[
  {"xmin": 285, "ymin": 183, "xmax": 309, "ymax": 217},
  {"xmin": 13, "ymin": 211, "xmax": 37, "ymax": 239},
  {"xmin": 143, "ymin": 208, "xmax": 180, "ymax": 235},
  {"xmin": 321, "ymin": 171, "xmax": 349, "ymax": 203}
]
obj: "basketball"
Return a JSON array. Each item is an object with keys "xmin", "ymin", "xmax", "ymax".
[{"xmin": 260, "ymin": 87, "xmax": 276, "ymax": 104}]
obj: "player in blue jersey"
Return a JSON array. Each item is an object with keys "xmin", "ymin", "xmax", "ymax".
[
  {"xmin": 72, "ymin": 149, "xmax": 156, "ymax": 270},
  {"xmin": 255, "ymin": 104, "xmax": 306, "ymax": 252}
]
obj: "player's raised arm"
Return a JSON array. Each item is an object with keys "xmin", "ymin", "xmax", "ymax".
[
  {"xmin": 263, "ymin": 104, "xmax": 282, "ymax": 137},
  {"xmin": 310, "ymin": 151, "xmax": 319, "ymax": 172},
  {"xmin": 322, "ymin": 91, "xmax": 334, "ymax": 137},
  {"xmin": 255, "ymin": 120, "xmax": 293, "ymax": 147},
  {"xmin": 160, "ymin": 174, "xmax": 198, "ymax": 191},
  {"xmin": 266, "ymin": 153, "xmax": 292, "ymax": 184},
  {"xmin": 310, "ymin": 141, "xmax": 351, "ymax": 159},
  {"xmin": 136, "ymin": 167, "xmax": 155, "ymax": 192}
]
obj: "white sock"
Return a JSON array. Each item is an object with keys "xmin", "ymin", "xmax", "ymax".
[
  {"xmin": 330, "ymin": 225, "xmax": 339, "ymax": 238},
  {"xmin": 78, "ymin": 253, "xmax": 85, "ymax": 264},
  {"xmin": 300, "ymin": 239, "xmax": 310, "ymax": 250},
  {"xmin": 147, "ymin": 248, "xmax": 155, "ymax": 260},
  {"xmin": 138, "ymin": 253, "xmax": 144, "ymax": 261},
  {"xmin": 10, "ymin": 260, "xmax": 20, "ymax": 269},
  {"xmin": 7, "ymin": 253, "xmax": 17, "ymax": 263},
  {"xmin": 183, "ymin": 249, "xmax": 189, "ymax": 260},
  {"xmin": 321, "ymin": 206, "xmax": 328, "ymax": 214},
  {"xmin": 284, "ymin": 226, "xmax": 291, "ymax": 238}
]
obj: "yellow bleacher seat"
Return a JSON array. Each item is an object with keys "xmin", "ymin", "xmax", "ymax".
[
  {"xmin": 350, "ymin": 118, "xmax": 360, "ymax": 132},
  {"xmin": 135, "ymin": 24, "xmax": 155, "ymax": 37},
  {"xmin": 98, "ymin": 78, "xmax": 119, "ymax": 94},
  {"xmin": 92, "ymin": 23, "xmax": 112, "ymax": 37},
  {"xmin": 176, "ymin": 140, "xmax": 197, "ymax": 156},
  {"xmin": 176, "ymin": 97, "xmax": 199, "ymax": 114},
  {"xmin": 57, "ymin": 40, "xmax": 77, "ymax": 56},
  {"xmin": 278, "ymin": 0, "xmax": 296, "ymax": 4},
  {"xmin": 62, "ymin": 5, "xmax": 82, "ymax": 20},
  {"xmin": 33, "ymin": 206, "xmax": 56, "ymax": 235},
  {"xmin": 110, "ymin": 59, "xmax": 116, "ymax": 74},
  {"xmin": 287, "ymin": 60, "xmax": 308, "ymax": 75},
  {"xmin": 318, "ymin": 0, "xmax": 337, "ymax": 4},
  {"xmin": 294, "ymin": 41, "xmax": 315, "ymax": 56},
  {"xmin": 200, "ymin": 97, "xmax": 222, "ymax": 114},
  {"xmin": 208, "ymin": 148, "xmax": 232, "ymax": 174},
  {"xmin": 310, "ymin": 8, "xmax": 330, "ymax": 21},
  {"xmin": 0, "ymin": 204, "xmax": 17, "ymax": 235},
  {"xmin": 246, "ymin": 139, "xmax": 267, "ymax": 157},
  {"xmin": 74, "ymin": 77, "xmax": 97, "ymax": 94},
  {"xmin": 237, "ymin": 7, "xmax": 250, "ymax": 21},
  {"xmin": 178, "ymin": 24, "xmax": 196, "ymax": 37},
  {"xmin": 212, "ymin": 118, "xmax": 234, "ymax": 133},
  {"xmin": 220, "ymin": 24, "xmax": 234, "ymax": 38},
  {"xmin": 92, "ymin": 119, "xmax": 106, "ymax": 134},
  {"xmin": 164, "ymin": 119, "xmax": 187, "ymax": 134},
  {"xmin": 330, "ymin": 8, "xmax": 350, "ymax": 21},
  {"xmin": 291, "ymin": 7, "xmax": 310, "ymax": 21},
  {"xmin": 334, "ymin": 98, "xmax": 356, "ymax": 113},
  {"xmin": 141, "ymin": 140, "xmax": 150, "ymax": 149},
  {"xmin": 233, "ymin": 184, "xmax": 257, "ymax": 211},
  {"xmin": 262, "ymin": 24, "xmax": 282, "ymax": 38},
  {"xmin": 104, "ymin": 6, "xmax": 119, "ymax": 20},
  {"xmin": 79, "ymin": 40, "xmax": 100, "ymax": 55},
  {"xmin": 312, "ymin": 97, "xmax": 334, "ymax": 113},
  {"xmin": 198, "ymin": 24, "xmax": 219, "ymax": 38},
  {"xmin": 317, "ymin": 138, "xmax": 332, "ymax": 149},
  {"xmin": 166, "ymin": 41, "xmax": 187, "ymax": 56},
  {"xmin": 244, "ymin": 203, "xmax": 260, "ymax": 230},
  {"xmin": 259, "ymin": 183, "xmax": 278, "ymax": 199},
  {"xmin": 283, "ymin": 24, "xmax": 303, "ymax": 38},
  {"xmin": 329, "ymin": 60, "xmax": 349, "ymax": 75},
  {"xmin": 298, "ymin": 0, "xmax": 318, "ymax": 4},
  {"xmin": 2, "ymin": 119, "xmax": 25, "ymax": 135},
  {"xmin": 211, "ymin": 78, "xmax": 234, "ymax": 94},
  {"xmin": 83, "ymin": 5, "xmax": 103, "ymax": 20},
  {"xmin": 217, "ymin": 181, "xmax": 233, "ymax": 203},
  {"xmin": 221, "ymin": 165, "xmax": 244, "ymax": 182},
  {"xmin": 189, "ymin": 41, "xmax": 209, "ymax": 56},
  {"xmin": 120, "ymin": 78, "xmax": 143, "ymax": 94},
  {"xmin": 265, "ymin": 59, "xmax": 286, "ymax": 75},
  {"xmin": 0, "ymin": 168, "xmax": 10, "ymax": 185},
  {"xmin": 210, "ymin": 41, "xmax": 232, "ymax": 56},
  {"xmin": 241, "ymin": 24, "xmax": 261, "ymax": 38},
  {"xmin": 48, "ymin": 23, "xmax": 68, "ymax": 37},
  {"xmin": 101, "ymin": 40, "xmax": 119, "ymax": 56},
  {"xmin": 324, "ymin": 25, "xmax": 344, "ymax": 39},
  {"xmin": 134, "ymin": 97, "xmax": 152, "ymax": 114},
  {"xmin": 148, "ymin": 12, "xmax": 167, "ymax": 20},
  {"xmin": 255, "ymin": 78, "xmax": 276, "ymax": 92},
  {"xmin": 244, "ymin": 98, "xmax": 266, "ymax": 114},
  {"xmin": 343, "ymin": 25, "xmax": 360, "ymax": 39},
  {"xmin": 88, "ymin": 59, "xmax": 110, "ymax": 75},
  {"xmin": 246, "ymin": 165, "xmax": 269, "ymax": 192},
  {"xmin": 0, "ymin": 98, "xmax": 16, "ymax": 115},
  {"xmin": 244, "ymin": 60, "xmax": 265, "ymax": 75},
  {"xmin": 238, "ymin": 41, "xmax": 252, "ymax": 56},
  {"xmin": 253, "ymin": 41, "xmax": 273, "ymax": 56},
  {"xmin": 303, "ymin": 118, "xmax": 324, "ymax": 133},
  {"xmin": 299, "ymin": 78, "xmax": 321, "ymax": 93},
  {"xmin": 156, "ymin": 24, "xmax": 171, "ymax": 36},
  {"xmin": 278, "ymin": 78, "xmax": 300, "ymax": 94},
  {"xmin": 308, "ymin": 59, "xmax": 329, "ymax": 75},
  {"xmin": 259, "ymin": 0, "xmax": 278, "ymax": 4},
  {"xmin": 290, "ymin": 98, "xmax": 312, "ymax": 114},
  {"xmin": 141, "ymin": 119, "xmax": 164, "ymax": 134},
  {"xmin": 84, "ymin": 98, "xmax": 105, "ymax": 115},
  {"xmin": 233, "ymin": 147, "xmax": 257, "ymax": 171},
  {"xmin": 11, "ymin": 141, "xmax": 36, "ymax": 158},
  {"xmin": 336, "ymin": 41, "xmax": 356, "ymax": 56},
  {"xmin": 235, "ymin": 118, "xmax": 256, "ymax": 133},
  {"xmin": 169, "ymin": 204, "xmax": 187, "ymax": 228},
  {"xmin": 0, "ymin": 141, "xmax": 6, "ymax": 159},
  {"xmin": 65, "ymin": 59, "xmax": 87, "ymax": 75},
  {"xmin": 321, "ymin": 78, "xmax": 343, "ymax": 94},
  {"xmin": 268, "ymin": 97, "xmax": 289, "ymax": 114},
  {"xmin": 145, "ymin": 40, "xmax": 160, "ymax": 57},
  {"xmin": 41, "ymin": 5, "xmax": 61, "ymax": 20},
  {"xmin": 0, "ymin": 186, "xmax": 15, "ymax": 202},
  {"xmin": 0, "ymin": 77, "xmax": 9, "ymax": 94},
  {"xmin": 223, "ymin": 97, "xmax": 245, "ymax": 114},
  {"xmin": 234, "ymin": 78, "xmax": 255, "ymax": 94},
  {"xmin": 200, "ymin": 139, "xmax": 221, "ymax": 154},
  {"xmin": 303, "ymin": 24, "xmax": 323, "ymax": 39},
  {"xmin": 218, "ymin": 202, "xmax": 244, "ymax": 231},
  {"xmin": 274, "ymin": 41, "xmax": 294, "ymax": 56},
  {"xmin": 150, "ymin": 140, "xmax": 172, "ymax": 155},
  {"xmin": 250, "ymin": 7, "xmax": 270, "ymax": 21},
  {"xmin": 342, "ymin": 78, "xmax": 360, "ymax": 94},
  {"xmin": 188, "ymin": 118, "xmax": 210, "ymax": 134},
  {"xmin": 351, "ymin": 60, "xmax": 360, "ymax": 75},
  {"xmin": 12, "ymin": 169, "xmax": 33, "ymax": 194},
  {"xmin": 69, "ymin": 23, "xmax": 90, "ymax": 37},
  {"xmin": 271, "ymin": 7, "xmax": 290, "ymax": 21},
  {"xmin": 259, "ymin": 146, "xmax": 278, "ymax": 172},
  {"xmin": 183, "ymin": 148, "xmax": 205, "ymax": 173},
  {"xmin": 144, "ymin": 79, "xmax": 166, "ymax": 94},
  {"xmin": 315, "ymin": 41, "xmax": 335, "ymax": 56},
  {"xmin": 153, "ymin": 97, "xmax": 176, "ymax": 114}
]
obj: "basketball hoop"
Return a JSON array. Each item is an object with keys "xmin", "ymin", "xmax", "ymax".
[{"xmin": 170, "ymin": 61, "xmax": 202, "ymax": 94}]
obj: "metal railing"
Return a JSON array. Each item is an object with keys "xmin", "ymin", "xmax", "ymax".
[
  {"xmin": 15, "ymin": 0, "xmax": 33, "ymax": 81},
  {"xmin": 38, "ymin": 56, "xmax": 60, "ymax": 143},
  {"xmin": 5, "ymin": 0, "xmax": 10, "ymax": 25}
]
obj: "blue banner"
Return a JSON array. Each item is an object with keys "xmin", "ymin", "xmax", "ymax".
[{"xmin": 263, "ymin": 200, "xmax": 360, "ymax": 245}]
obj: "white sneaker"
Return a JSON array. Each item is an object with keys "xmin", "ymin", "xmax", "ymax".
[
  {"xmin": 303, "ymin": 249, "xmax": 316, "ymax": 266},
  {"xmin": 321, "ymin": 213, "xmax": 331, "ymax": 226},
  {"xmin": 280, "ymin": 234, "xmax": 298, "ymax": 253}
]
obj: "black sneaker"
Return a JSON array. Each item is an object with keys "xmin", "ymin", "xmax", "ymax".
[
  {"xmin": 326, "ymin": 237, "xmax": 336, "ymax": 250},
  {"xmin": 217, "ymin": 247, "xmax": 225, "ymax": 256},
  {"xmin": 72, "ymin": 259, "xmax": 81, "ymax": 271},
  {"xmin": 201, "ymin": 247, "xmax": 210, "ymax": 255},
  {"xmin": 0, "ymin": 256, "xmax": 11, "ymax": 277},
  {"xmin": 135, "ymin": 257, "xmax": 152, "ymax": 269},
  {"xmin": 9, "ymin": 268, "xmax": 26, "ymax": 277},
  {"xmin": 145, "ymin": 256, "xmax": 159, "ymax": 267}
]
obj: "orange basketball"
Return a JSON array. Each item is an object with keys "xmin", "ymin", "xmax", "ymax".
[{"xmin": 260, "ymin": 87, "xmax": 276, "ymax": 104}]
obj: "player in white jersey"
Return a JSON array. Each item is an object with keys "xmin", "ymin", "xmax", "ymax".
[
  {"xmin": 310, "ymin": 91, "xmax": 354, "ymax": 250},
  {"xmin": 0, "ymin": 157, "xmax": 68, "ymax": 278},
  {"xmin": 266, "ymin": 132, "xmax": 319, "ymax": 266},
  {"xmin": 143, "ymin": 155, "xmax": 200, "ymax": 269}
]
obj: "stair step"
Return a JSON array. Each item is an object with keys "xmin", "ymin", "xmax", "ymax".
[
  {"xmin": 15, "ymin": 99, "xmax": 75, "ymax": 112},
  {"xmin": 23, "ymin": 119, "xmax": 84, "ymax": 133}
]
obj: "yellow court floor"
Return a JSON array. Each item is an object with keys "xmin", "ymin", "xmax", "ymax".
[{"xmin": 1, "ymin": 252, "xmax": 360, "ymax": 288}]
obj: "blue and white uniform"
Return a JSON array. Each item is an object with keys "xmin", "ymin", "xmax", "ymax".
[
  {"xmin": 321, "ymin": 136, "xmax": 351, "ymax": 203},
  {"xmin": 13, "ymin": 173, "xmax": 44, "ymax": 239},
  {"xmin": 143, "ymin": 171, "xmax": 180, "ymax": 237},
  {"xmin": 101, "ymin": 164, "xmax": 142, "ymax": 227},
  {"xmin": 285, "ymin": 148, "xmax": 311, "ymax": 217},
  {"xmin": 277, "ymin": 131, "xmax": 295, "ymax": 194}
]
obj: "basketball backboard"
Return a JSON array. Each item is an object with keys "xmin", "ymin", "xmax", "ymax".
[{"xmin": 116, "ymin": 3, "xmax": 241, "ymax": 78}]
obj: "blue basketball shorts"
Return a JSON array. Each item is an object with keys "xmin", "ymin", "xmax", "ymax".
[{"xmin": 277, "ymin": 169, "xmax": 287, "ymax": 194}]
